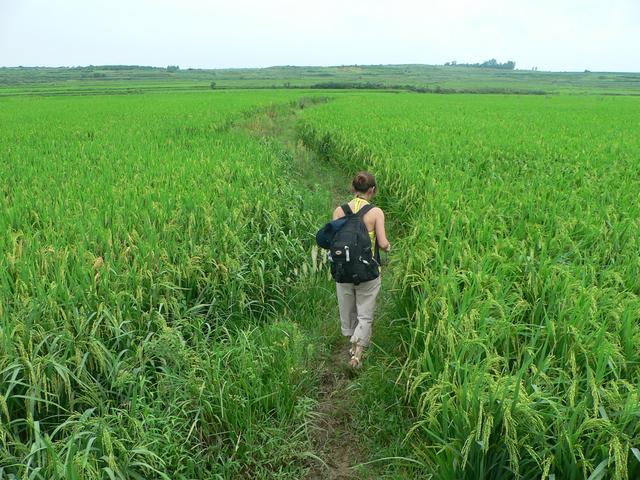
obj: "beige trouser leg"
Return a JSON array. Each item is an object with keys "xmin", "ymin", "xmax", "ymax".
[{"xmin": 336, "ymin": 276, "xmax": 382, "ymax": 347}]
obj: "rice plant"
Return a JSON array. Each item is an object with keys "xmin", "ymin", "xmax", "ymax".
[
  {"xmin": 299, "ymin": 92, "xmax": 640, "ymax": 479},
  {"xmin": 0, "ymin": 90, "xmax": 330, "ymax": 479}
]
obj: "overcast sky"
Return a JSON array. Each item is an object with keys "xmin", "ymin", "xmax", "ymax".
[{"xmin": 1, "ymin": 0, "xmax": 639, "ymax": 72}]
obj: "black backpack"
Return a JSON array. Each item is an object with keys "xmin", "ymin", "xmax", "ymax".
[{"xmin": 328, "ymin": 203, "xmax": 380, "ymax": 285}]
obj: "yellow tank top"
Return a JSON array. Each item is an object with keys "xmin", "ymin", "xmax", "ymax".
[{"xmin": 352, "ymin": 197, "xmax": 376, "ymax": 249}]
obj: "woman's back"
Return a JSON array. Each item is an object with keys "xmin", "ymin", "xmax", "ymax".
[
  {"xmin": 333, "ymin": 197, "xmax": 390, "ymax": 254},
  {"xmin": 331, "ymin": 170, "xmax": 391, "ymax": 369}
]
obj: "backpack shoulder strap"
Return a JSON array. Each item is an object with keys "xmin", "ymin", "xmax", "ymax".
[
  {"xmin": 341, "ymin": 203, "xmax": 353, "ymax": 216},
  {"xmin": 357, "ymin": 204, "xmax": 375, "ymax": 217}
]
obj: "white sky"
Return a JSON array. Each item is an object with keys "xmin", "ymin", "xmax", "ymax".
[{"xmin": 1, "ymin": 0, "xmax": 639, "ymax": 72}]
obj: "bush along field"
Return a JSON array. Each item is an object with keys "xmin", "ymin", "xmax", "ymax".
[
  {"xmin": 0, "ymin": 91, "xmax": 341, "ymax": 479},
  {"xmin": 299, "ymin": 93, "xmax": 640, "ymax": 479}
]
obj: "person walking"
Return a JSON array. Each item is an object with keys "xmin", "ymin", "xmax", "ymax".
[{"xmin": 331, "ymin": 171, "xmax": 391, "ymax": 368}]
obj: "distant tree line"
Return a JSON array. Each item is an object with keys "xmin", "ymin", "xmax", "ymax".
[
  {"xmin": 444, "ymin": 59, "xmax": 516, "ymax": 70},
  {"xmin": 307, "ymin": 81, "xmax": 545, "ymax": 95},
  {"xmin": 310, "ymin": 81, "xmax": 385, "ymax": 90}
]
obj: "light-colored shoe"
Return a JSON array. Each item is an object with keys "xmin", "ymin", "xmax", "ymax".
[{"xmin": 349, "ymin": 345, "xmax": 364, "ymax": 369}]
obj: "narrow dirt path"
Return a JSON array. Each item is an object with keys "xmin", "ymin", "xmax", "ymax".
[
  {"xmin": 306, "ymin": 343, "xmax": 369, "ymax": 480},
  {"xmin": 237, "ymin": 101, "xmax": 378, "ymax": 479}
]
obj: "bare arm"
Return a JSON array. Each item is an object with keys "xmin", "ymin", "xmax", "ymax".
[
  {"xmin": 332, "ymin": 206, "xmax": 345, "ymax": 221},
  {"xmin": 374, "ymin": 209, "xmax": 391, "ymax": 251}
]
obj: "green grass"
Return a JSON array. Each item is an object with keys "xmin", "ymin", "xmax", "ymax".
[
  {"xmin": 0, "ymin": 90, "xmax": 340, "ymax": 479},
  {"xmin": 4, "ymin": 83, "xmax": 640, "ymax": 479},
  {"xmin": 298, "ymin": 92, "xmax": 640, "ymax": 479}
]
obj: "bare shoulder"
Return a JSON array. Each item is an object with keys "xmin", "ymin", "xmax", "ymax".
[{"xmin": 371, "ymin": 206, "xmax": 385, "ymax": 219}]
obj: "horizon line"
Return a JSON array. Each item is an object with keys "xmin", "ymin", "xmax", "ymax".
[{"xmin": 1, "ymin": 63, "xmax": 639, "ymax": 75}]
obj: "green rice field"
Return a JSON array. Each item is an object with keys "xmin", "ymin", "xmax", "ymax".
[
  {"xmin": 1, "ymin": 77, "xmax": 640, "ymax": 479},
  {"xmin": 0, "ymin": 91, "xmax": 335, "ymax": 479},
  {"xmin": 299, "ymin": 93, "xmax": 640, "ymax": 479}
]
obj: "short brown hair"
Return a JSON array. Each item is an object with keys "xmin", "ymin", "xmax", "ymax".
[{"xmin": 352, "ymin": 171, "xmax": 376, "ymax": 193}]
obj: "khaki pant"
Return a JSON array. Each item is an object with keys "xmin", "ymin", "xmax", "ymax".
[{"xmin": 336, "ymin": 276, "xmax": 382, "ymax": 347}]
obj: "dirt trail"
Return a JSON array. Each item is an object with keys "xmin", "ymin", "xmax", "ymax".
[
  {"xmin": 238, "ymin": 101, "xmax": 376, "ymax": 479},
  {"xmin": 306, "ymin": 343, "xmax": 370, "ymax": 480}
]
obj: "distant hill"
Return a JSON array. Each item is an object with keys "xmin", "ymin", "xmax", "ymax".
[{"xmin": 1, "ymin": 64, "xmax": 639, "ymax": 96}]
